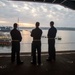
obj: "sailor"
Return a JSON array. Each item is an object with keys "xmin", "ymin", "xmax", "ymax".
[
  {"xmin": 31, "ymin": 22, "xmax": 42, "ymax": 65},
  {"xmin": 47, "ymin": 21, "xmax": 57, "ymax": 62},
  {"xmin": 10, "ymin": 23, "xmax": 23, "ymax": 65}
]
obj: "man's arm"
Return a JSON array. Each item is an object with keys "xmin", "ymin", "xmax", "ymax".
[
  {"xmin": 31, "ymin": 30, "xmax": 33, "ymax": 37},
  {"xmin": 47, "ymin": 29, "xmax": 50, "ymax": 38},
  {"xmin": 18, "ymin": 31, "xmax": 22, "ymax": 42}
]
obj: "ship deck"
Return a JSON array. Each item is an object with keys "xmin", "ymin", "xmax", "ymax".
[{"xmin": 0, "ymin": 51, "xmax": 75, "ymax": 75}]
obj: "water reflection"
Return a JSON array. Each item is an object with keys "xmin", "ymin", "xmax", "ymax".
[
  {"xmin": 21, "ymin": 30, "xmax": 32, "ymax": 43},
  {"xmin": 0, "ymin": 30, "xmax": 75, "ymax": 53}
]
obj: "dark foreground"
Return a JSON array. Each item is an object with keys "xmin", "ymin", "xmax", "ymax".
[{"xmin": 0, "ymin": 52, "xmax": 75, "ymax": 75}]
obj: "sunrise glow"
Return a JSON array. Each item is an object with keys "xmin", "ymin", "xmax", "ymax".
[{"xmin": 18, "ymin": 22, "xmax": 34, "ymax": 27}]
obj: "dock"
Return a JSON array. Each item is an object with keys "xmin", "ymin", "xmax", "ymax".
[{"xmin": 0, "ymin": 51, "xmax": 75, "ymax": 75}]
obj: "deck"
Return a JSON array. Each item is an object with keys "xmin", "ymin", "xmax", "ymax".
[{"xmin": 0, "ymin": 51, "xmax": 75, "ymax": 75}]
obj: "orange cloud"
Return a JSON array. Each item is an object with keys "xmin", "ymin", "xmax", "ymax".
[
  {"xmin": 18, "ymin": 22, "xmax": 34, "ymax": 27},
  {"xmin": 0, "ymin": 21, "xmax": 9, "ymax": 24}
]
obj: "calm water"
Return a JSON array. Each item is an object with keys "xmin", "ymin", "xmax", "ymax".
[{"xmin": 0, "ymin": 29, "xmax": 75, "ymax": 53}]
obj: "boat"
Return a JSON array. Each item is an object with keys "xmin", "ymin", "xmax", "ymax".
[
  {"xmin": 0, "ymin": 39, "xmax": 11, "ymax": 46},
  {"xmin": 42, "ymin": 36, "xmax": 62, "ymax": 40},
  {"xmin": 56, "ymin": 37, "xmax": 62, "ymax": 40},
  {"xmin": 0, "ymin": 33, "xmax": 11, "ymax": 46}
]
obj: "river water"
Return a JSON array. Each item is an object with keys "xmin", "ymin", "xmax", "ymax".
[{"xmin": 0, "ymin": 29, "xmax": 75, "ymax": 53}]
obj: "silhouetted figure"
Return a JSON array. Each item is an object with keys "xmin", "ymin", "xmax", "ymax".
[
  {"xmin": 10, "ymin": 23, "xmax": 23, "ymax": 65},
  {"xmin": 31, "ymin": 22, "xmax": 42, "ymax": 65},
  {"xmin": 47, "ymin": 21, "xmax": 57, "ymax": 62}
]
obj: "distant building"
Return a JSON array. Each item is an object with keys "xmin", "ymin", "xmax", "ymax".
[{"xmin": 0, "ymin": 26, "xmax": 12, "ymax": 32}]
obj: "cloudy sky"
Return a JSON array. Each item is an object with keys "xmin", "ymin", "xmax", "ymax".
[{"xmin": 0, "ymin": 0, "xmax": 75, "ymax": 27}]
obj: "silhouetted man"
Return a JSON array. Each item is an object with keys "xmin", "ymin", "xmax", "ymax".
[
  {"xmin": 10, "ymin": 23, "xmax": 23, "ymax": 65},
  {"xmin": 47, "ymin": 21, "xmax": 57, "ymax": 62},
  {"xmin": 31, "ymin": 22, "xmax": 42, "ymax": 65}
]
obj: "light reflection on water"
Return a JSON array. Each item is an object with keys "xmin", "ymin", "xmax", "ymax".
[{"xmin": 0, "ymin": 30, "xmax": 75, "ymax": 53}]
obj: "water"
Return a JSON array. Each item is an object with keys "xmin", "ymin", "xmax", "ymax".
[{"xmin": 0, "ymin": 30, "xmax": 75, "ymax": 53}]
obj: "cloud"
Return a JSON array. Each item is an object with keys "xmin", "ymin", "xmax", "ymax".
[
  {"xmin": 0, "ymin": 21, "xmax": 9, "ymax": 23},
  {"xmin": 0, "ymin": 0, "xmax": 75, "ymax": 27},
  {"xmin": 0, "ymin": 1, "xmax": 6, "ymax": 7}
]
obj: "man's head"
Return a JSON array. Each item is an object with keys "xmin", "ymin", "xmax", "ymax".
[
  {"xmin": 13, "ymin": 23, "xmax": 18, "ymax": 29},
  {"xmin": 35, "ymin": 22, "xmax": 40, "ymax": 28},
  {"xmin": 50, "ymin": 21, "xmax": 54, "ymax": 27}
]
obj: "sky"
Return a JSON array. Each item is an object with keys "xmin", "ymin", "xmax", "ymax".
[{"xmin": 0, "ymin": 0, "xmax": 75, "ymax": 27}]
